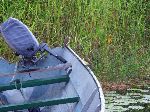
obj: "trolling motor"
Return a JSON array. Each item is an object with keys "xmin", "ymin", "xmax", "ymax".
[
  {"xmin": 0, "ymin": 18, "xmax": 39, "ymax": 58},
  {"xmin": 0, "ymin": 17, "xmax": 67, "ymax": 66},
  {"xmin": 0, "ymin": 17, "xmax": 69, "ymax": 112}
]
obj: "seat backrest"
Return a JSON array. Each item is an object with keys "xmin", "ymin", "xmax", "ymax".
[{"xmin": 0, "ymin": 17, "xmax": 39, "ymax": 58}]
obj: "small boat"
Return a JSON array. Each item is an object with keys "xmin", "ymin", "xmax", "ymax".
[{"xmin": 0, "ymin": 18, "xmax": 105, "ymax": 112}]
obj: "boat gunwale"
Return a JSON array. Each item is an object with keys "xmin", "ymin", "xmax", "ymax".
[{"xmin": 64, "ymin": 46, "xmax": 105, "ymax": 112}]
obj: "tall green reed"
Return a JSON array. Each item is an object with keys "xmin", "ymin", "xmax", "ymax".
[{"xmin": 0, "ymin": 0, "xmax": 149, "ymax": 81}]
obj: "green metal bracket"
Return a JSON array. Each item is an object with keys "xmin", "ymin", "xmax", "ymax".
[
  {"xmin": 0, "ymin": 96, "xmax": 80, "ymax": 112},
  {"xmin": 0, "ymin": 75, "xmax": 69, "ymax": 92}
]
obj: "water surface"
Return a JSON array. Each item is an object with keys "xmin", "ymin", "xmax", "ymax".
[{"xmin": 105, "ymin": 87, "xmax": 150, "ymax": 111}]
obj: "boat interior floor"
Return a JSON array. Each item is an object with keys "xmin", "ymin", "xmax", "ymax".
[{"xmin": 0, "ymin": 54, "xmax": 79, "ymax": 112}]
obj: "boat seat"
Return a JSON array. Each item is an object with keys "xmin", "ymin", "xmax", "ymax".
[
  {"xmin": 0, "ymin": 75, "xmax": 70, "ymax": 91},
  {"xmin": 0, "ymin": 96, "xmax": 79, "ymax": 111},
  {"xmin": 0, "ymin": 62, "xmax": 79, "ymax": 111},
  {"xmin": 0, "ymin": 76, "xmax": 79, "ymax": 112}
]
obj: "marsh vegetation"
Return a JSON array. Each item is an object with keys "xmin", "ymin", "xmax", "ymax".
[{"xmin": 0, "ymin": 0, "xmax": 149, "ymax": 86}]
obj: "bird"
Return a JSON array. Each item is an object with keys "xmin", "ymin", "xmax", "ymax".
[{"xmin": 63, "ymin": 36, "xmax": 71, "ymax": 47}]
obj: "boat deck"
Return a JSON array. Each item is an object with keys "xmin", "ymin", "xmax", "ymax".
[{"xmin": 0, "ymin": 47, "xmax": 104, "ymax": 112}]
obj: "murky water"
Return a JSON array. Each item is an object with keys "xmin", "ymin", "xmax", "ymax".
[{"xmin": 105, "ymin": 87, "xmax": 150, "ymax": 112}]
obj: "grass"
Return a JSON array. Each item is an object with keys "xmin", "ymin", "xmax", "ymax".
[{"xmin": 0, "ymin": 0, "xmax": 149, "ymax": 82}]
